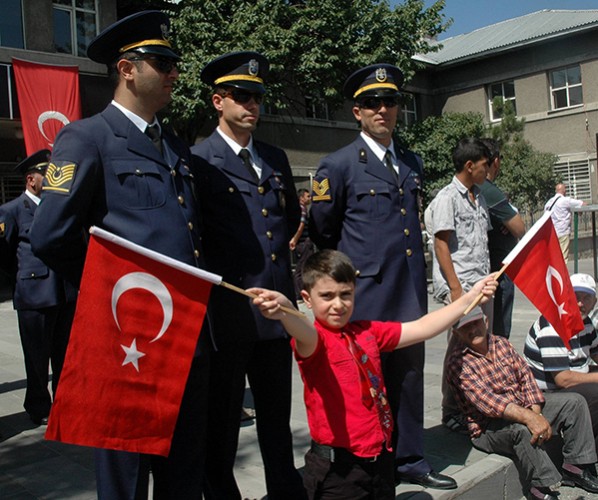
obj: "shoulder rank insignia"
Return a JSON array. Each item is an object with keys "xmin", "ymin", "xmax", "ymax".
[
  {"xmin": 312, "ymin": 178, "xmax": 331, "ymax": 202},
  {"xmin": 0, "ymin": 221, "xmax": 5, "ymax": 238},
  {"xmin": 43, "ymin": 162, "xmax": 77, "ymax": 195}
]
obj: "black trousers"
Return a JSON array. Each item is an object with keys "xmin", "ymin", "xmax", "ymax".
[
  {"xmin": 17, "ymin": 302, "xmax": 76, "ymax": 419},
  {"xmin": 203, "ymin": 337, "xmax": 306, "ymax": 500}
]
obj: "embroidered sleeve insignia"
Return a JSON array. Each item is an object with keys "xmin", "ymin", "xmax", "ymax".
[
  {"xmin": 312, "ymin": 178, "xmax": 331, "ymax": 202},
  {"xmin": 43, "ymin": 162, "xmax": 77, "ymax": 195}
]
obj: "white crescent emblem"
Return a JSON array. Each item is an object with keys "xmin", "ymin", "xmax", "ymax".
[
  {"xmin": 37, "ymin": 111, "xmax": 70, "ymax": 147},
  {"xmin": 112, "ymin": 272, "xmax": 173, "ymax": 343},
  {"xmin": 546, "ymin": 266, "xmax": 568, "ymax": 318}
]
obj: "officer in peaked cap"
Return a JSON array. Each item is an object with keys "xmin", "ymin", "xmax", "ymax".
[
  {"xmin": 310, "ymin": 63, "xmax": 458, "ymax": 494},
  {"xmin": 200, "ymin": 51, "xmax": 269, "ymax": 93},
  {"xmin": 191, "ymin": 51, "xmax": 304, "ymax": 499},
  {"xmin": 0, "ymin": 148, "xmax": 77, "ymax": 427},
  {"xmin": 30, "ymin": 9, "xmax": 211, "ymax": 500},
  {"xmin": 87, "ymin": 10, "xmax": 180, "ymax": 64}
]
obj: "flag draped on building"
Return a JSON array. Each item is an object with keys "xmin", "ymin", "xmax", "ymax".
[
  {"xmin": 12, "ymin": 58, "xmax": 81, "ymax": 154},
  {"xmin": 502, "ymin": 211, "xmax": 583, "ymax": 348},
  {"xmin": 45, "ymin": 227, "xmax": 221, "ymax": 456}
]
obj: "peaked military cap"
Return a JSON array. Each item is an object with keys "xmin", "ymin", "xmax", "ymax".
[
  {"xmin": 87, "ymin": 10, "xmax": 180, "ymax": 65},
  {"xmin": 343, "ymin": 64, "xmax": 404, "ymax": 100},
  {"xmin": 201, "ymin": 51, "xmax": 269, "ymax": 94},
  {"xmin": 14, "ymin": 149, "xmax": 50, "ymax": 176}
]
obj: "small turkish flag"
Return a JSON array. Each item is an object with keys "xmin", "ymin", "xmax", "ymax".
[
  {"xmin": 45, "ymin": 227, "xmax": 221, "ymax": 456},
  {"xmin": 503, "ymin": 212, "xmax": 583, "ymax": 348}
]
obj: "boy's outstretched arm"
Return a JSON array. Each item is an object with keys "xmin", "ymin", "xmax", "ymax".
[
  {"xmin": 398, "ymin": 274, "xmax": 498, "ymax": 348},
  {"xmin": 247, "ymin": 287, "xmax": 319, "ymax": 357}
]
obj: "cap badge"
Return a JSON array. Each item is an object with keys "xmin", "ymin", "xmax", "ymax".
[
  {"xmin": 249, "ymin": 59, "xmax": 259, "ymax": 76},
  {"xmin": 160, "ymin": 23, "xmax": 170, "ymax": 41},
  {"xmin": 375, "ymin": 67, "xmax": 387, "ymax": 83}
]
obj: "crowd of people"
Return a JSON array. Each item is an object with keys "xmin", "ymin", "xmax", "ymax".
[{"xmin": 1, "ymin": 7, "xmax": 598, "ymax": 500}]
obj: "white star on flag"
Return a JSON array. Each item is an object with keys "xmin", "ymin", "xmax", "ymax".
[{"xmin": 121, "ymin": 338, "xmax": 145, "ymax": 372}]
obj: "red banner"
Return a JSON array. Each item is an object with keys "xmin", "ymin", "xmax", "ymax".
[
  {"xmin": 12, "ymin": 58, "xmax": 81, "ymax": 155},
  {"xmin": 45, "ymin": 228, "xmax": 220, "ymax": 456},
  {"xmin": 503, "ymin": 212, "xmax": 583, "ymax": 348}
]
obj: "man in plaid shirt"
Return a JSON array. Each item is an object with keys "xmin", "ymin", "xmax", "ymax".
[{"xmin": 447, "ymin": 308, "xmax": 598, "ymax": 500}]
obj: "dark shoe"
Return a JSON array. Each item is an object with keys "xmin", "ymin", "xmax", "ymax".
[
  {"xmin": 30, "ymin": 415, "xmax": 49, "ymax": 426},
  {"xmin": 562, "ymin": 467, "xmax": 598, "ymax": 493},
  {"xmin": 398, "ymin": 470, "xmax": 457, "ymax": 490}
]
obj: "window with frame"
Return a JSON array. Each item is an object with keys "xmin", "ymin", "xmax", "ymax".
[
  {"xmin": 305, "ymin": 96, "xmax": 333, "ymax": 121},
  {"xmin": 0, "ymin": 64, "xmax": 18, "ymax": 119},
  {"xmin": 53, "ymin": 0, "xmax": 98, "ymax": 57},
  {"xmin": 0, "ymin": 0, "xmax": 24, "ymax": 49},
  {"xmin": 488, "ymin": 80, "xmax": 516, "ymax": 121},
  {"xmin": 550, "ymin": 65, "xmax": 583, "ymax": 110},
  {"xmin": 399, "ymin": 92, "xmax": 417, "ymax": 127}
]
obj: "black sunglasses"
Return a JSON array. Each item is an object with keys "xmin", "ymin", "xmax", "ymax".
[
  {"xmin": 128, "ymin": 56, "xmax": 178, "ymax": 74},
  {"xmin": 358, "ymin": 96, "xmax": 399, "ymax": 110},
  {"xmin": 220, "ymin": 89, "xmax": 264, "ymax": 105}
]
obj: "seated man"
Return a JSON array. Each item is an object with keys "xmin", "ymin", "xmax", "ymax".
[
  {"xmin": 447, "ymin": 307, "xmax": 598, "ymax": 500},
  {"xmin": 524, "ymin": 273, "xmax": 598, "ymax": 448}
]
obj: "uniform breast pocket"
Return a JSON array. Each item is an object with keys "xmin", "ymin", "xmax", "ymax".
[
  {"xmin": 18, "ymin": 263, "xmax": 49, "ymax": 280},
  {"xmin": 112, "ymin": 162, "xmax": 166, "ymax": 210},
  {"xmin": 354, "ymin": 182, "xmax": 392, "ymax": 221}
]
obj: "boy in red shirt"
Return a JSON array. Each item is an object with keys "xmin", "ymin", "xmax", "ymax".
[{"xmin": 249, "ymin": 249, "xmax": 497, "ymax": 499}]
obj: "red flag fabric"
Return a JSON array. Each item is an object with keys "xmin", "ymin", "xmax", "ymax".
[
  {"xmin": 12, "ymin": 58, "xmax": 82, "ymax": 154},
  {"xmin": 45, "ymin": 227, "xmax": 221, "ymax": 456},
  {"xmin": 503, "ymin": 211, "xmax": 583, "ymax": 348}
]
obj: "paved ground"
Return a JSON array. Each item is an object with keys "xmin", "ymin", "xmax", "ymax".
[{"xmin": 1, "ymin": 260, "xmax": 598, "ymax": 499}]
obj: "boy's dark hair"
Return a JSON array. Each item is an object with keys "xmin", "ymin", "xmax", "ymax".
[
  {"xmin": 297, "ymin": 188, "xmax": 309, "ymax": 197},
  {"xmin": 302, "ymin": 249, "xmax": 356, "ymax": 292},
  {"xmin": 480, "ymin": 138, "xmax": 500, "ymax": 164},
  {"xmin": 452, "ymin": 138, "xmax": 490, "ymax": 172}
]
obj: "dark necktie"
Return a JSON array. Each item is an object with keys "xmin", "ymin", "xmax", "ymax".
[
  {"xmin": 384, "ymin": 149, "xmax": 398, "ymax": 182},
  {"xmin": 239, "ymin": 148, "xmax": 258, "ymax": 181},
  {"xmin": 145, "ymin": 124, "xmax": 162, "ymax": 154}
]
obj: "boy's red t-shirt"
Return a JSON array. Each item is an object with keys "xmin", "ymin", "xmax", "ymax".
[{"xmin": 291, "ymin": 319, "xmax": 402, "ymax": 457}]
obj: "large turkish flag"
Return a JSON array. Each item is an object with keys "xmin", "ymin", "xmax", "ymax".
[
  {"xmin": 12, "ymin": 58, "xmax": 81, "ymax": 154},
  {"xmin": 45, "ymin": 227, "xmax": 220, "ymax": 456},
  {"xmin": 503, "ymin": 211, "xmax": 583, "ymax": 348}
]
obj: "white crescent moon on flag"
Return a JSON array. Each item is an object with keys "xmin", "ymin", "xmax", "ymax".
[
  {"xmin": 37, "ymin": 111, "xmax": 70, "ymax": 147},
  {"xmin": 112, "ymin": 272, "xmax": 173, "ymax": 343},
  {"xmin": 545, "ymin": 266, "xmax": 567, "ymax": 317}
]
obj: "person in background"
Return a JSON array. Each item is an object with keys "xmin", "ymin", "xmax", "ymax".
[
  {"xmin": 544, "ymin": 183, "xmax": 584, "ymax": 261},
  {"xmin": 479, "ymin": 138, "xmax": 525, "ymax": 338},
  {"xmin": 290, "ymin": 188, "xmax": 316, "ymax": 300},
  {"xmin": 0, "ymin": 149, "xmax": 77, "ymax": 426}
]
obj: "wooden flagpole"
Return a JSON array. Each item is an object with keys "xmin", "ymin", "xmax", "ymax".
[{"xmin": 462, "ymin": 262, "xmax": 510, "ymax": 316}]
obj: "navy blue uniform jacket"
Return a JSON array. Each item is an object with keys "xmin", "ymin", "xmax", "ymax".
[
  {"xmin": 192, "ymin": 131, "xmax": 300, "ymax": 344},
  {"xmin": 29, "ymin": 104, "xmax": 204, "ymax": 289},
  {"xmin": 0, "ymin": 192, "xmax": 78, "ymax": 309},
  {"xmin": 310, "ymin": 136, "xmax": 426, "ymax": 322}
]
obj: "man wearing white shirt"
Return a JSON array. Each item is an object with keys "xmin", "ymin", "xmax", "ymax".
[{"xmin": 545, "ymin": 183, "xmax": 584, "ymax": 260}]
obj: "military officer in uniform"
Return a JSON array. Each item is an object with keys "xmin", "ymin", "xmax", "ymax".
[
  {"xmin": 191, "ymin": 52, "xmax": 305, "ymax": 500},
  {"xmin": 309, "ymin": 64, "xmax": 457, "ymax": 490},
  {"xmin": 0, "ymin": 149, "xmax": 77, "ymax": 426},
  {"xmin": 29, "ymin": 11, "xmax": 210, "ymax": 500}
]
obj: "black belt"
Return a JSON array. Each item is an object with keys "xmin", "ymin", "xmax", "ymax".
[{"xmin": 310, "ymin": 441, "xmax": 381, "ymax": 464}]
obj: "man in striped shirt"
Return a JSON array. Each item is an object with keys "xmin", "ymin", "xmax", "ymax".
[{"xmin": 524, "ymin": 273, "xmax": 598, "ymax": 448}]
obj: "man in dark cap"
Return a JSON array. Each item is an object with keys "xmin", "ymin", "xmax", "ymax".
[
  {"xmin": 309, "ymin": 64, "xmax": 457, "ymax": 490},
  {"xmin": 191, "ymin": 51, "xmax": 304, "ymax": 500},
  {"xmin": 0, "ymin": 150, "xmax": 77, "ymax": 427},
  {"xmin": 30, "ymin": 10, "xmax": 210, "ymax": 500}
]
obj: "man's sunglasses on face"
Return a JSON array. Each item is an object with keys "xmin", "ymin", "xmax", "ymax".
[
  {"xmin": 358, "ymin": 96, "xmax": 399, "ymax": 110},
  {"xmin": 219, "ymin": 89, "xmax": 264, "ymax": 105},
  {"xmin": 128, "ymin": 55, "xmax": 178, "ymax": 74}
]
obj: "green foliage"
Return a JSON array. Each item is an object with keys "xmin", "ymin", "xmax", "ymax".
[
  {"xmin": 167, "ymin": 0, "xmax": 449, "ymax": 143},
  {"xmin": 399, "ymin": 99, "xmax": 557, "ymax": 213}
]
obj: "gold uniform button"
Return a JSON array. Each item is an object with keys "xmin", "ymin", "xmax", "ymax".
[
  {"xmin": 228, "ymin": 187, "xmax": 235, "ymax": 193},
  {"xmin": 400, "ymin": 208, "xmax": 407, "ymax": 215},
  {"xmin": 188, "ymin": 222, "xmax": 194, "ymax": 230},
  {"xmin": 399, "ymin": 188, "xmax": 404, "ymax": 195},
  {"xmin": 355, "ymin": 270, "xmax": 361, "ymax": 277},
  {"xmin": 406, "ymin": 248, "xmax": 413, "ymax": 256},
  {"xmin": 135, "ymin": 169, "xmax": 142, "ymax": 176},
  {"xmin": 369, "ymin": 189, "xmax": 375, "ymax": 196},
  {"xmin": 271, "ymin": 253, "xmax": 277, "ymax": 262},
  {"xmin": 266, "ymin": 231, "xmax": 273, "ymax": 239},
  {"xmin": 258, "ymin": 186, "xmax": 265, "ymax": 194},
  {"xmin": 194, "ymin": 249, "xmax": 200, "ymax": 258},
  {"xmin": 404, "ymin": 228, "xmax": 410, "ymax": 236},
  {"xmin": 170, "ymin": 169, "xmax": 176, "ymax": 177},
  {"xmin": 178, "ymin": 195, "xmax": 185, "ymax": 205},
  {"xmin": 262, "ymin": 208, "xmax": 268, "ymax": 217}
]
